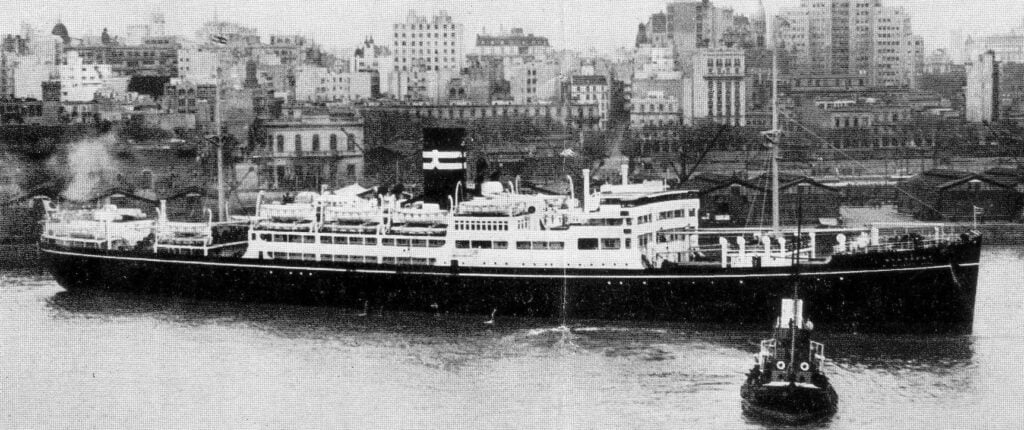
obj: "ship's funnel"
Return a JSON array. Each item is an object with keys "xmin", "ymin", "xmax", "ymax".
[
  {"xmin": 422, "ymin": 128, "xmax": 466, "ymax": 209},
  {"xmin": 777, "ymin": 298, "xmax": 804, "ymax": 329}
]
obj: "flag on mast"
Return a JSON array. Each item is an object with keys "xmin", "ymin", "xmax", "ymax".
[{"xmin": 210, "ymin": 34, "xmax": 228, "ymax": 45}]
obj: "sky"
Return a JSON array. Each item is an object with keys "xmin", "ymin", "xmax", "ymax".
[{"xmin": 2, "ymin": 0, "xmax": 1022, "ymax": 58}]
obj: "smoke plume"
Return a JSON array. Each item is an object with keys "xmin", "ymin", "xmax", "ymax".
[{"xmin": 53, "ymin": 133, "xmax": 122, "ymax": 202}]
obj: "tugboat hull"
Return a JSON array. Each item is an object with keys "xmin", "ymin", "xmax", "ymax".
[{"xmin": 741, "ymin": 382, "xmax": 839, "ymax": 424}]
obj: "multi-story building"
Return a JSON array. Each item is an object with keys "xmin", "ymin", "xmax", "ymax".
[
  {"xmin": 258, "ymin": 109, "xmax": 365, "ymax": 190},
  {"xmin": 966, "ymin": 51, "xmax": 998, "ymax": 123},
  {"xmin": 352, "ymin": 36, "xmax": 393, "ymax": 73},
  {"xmin": 924, "ymin": 49, "xmax": 956, "ymax": 74},
  {"xmin": 57, "ymin": 51, "xmax": 115, "ymax": 102},
  {"xmin": 630, "ymin": 90, "xmax": 682, "ymax": 129},
  {"xmin": 806, "ymin": 99, "xmax": 910, "ymax": 128},
  {"xmin": 388, "ymin": 68, "xmax": 457, "ymax": 102},
  {"xmin": 504, "ymin": 57, "xmax": 562, "ymax": 104},
  {"xmin": 39, "ymin": 80, "xmax": 60, "ymax": 122},
  {"xmin": 568, "ymin": 74, "xmax": 609, "ymax": 129},
  {"xmin": 637, "ymin": 1, "xmax": 740, "ymax": 70},
  {"xmin": 0, "ymin": 51, "xmax": 15, "ymax": 98},
  {"xmin": 0, "ymin": 28, "xmax": 62, "ymax": 100},
  {"xmin": 351, "ymin": 37, "xmax": 391, "ymax": 97},
  {"xmin": 0, "ymin": 97, "xmax": 43, "ymax": 123},
  {"xmin": 633, "ymin": 45, "xmax": 676, "ymax": 79},
  {"xmin": 72, "ymin": 36, "xmax": 180, "ymax": 77},
  {"xmin": 664, "ymin": 1, "xmax": 736, "ymax": 51},
  {"xmin": 162, "ymin": 78, "xmax": 216, "ymax": 123},
  {"xmin": 294, "ymin": 66, "xmax": 375, "ymax": 103},
  {"xmin": 359, "ymin": 101, "xmax": 603, "ymax": 131},
  {"xmin": 474, "ymin": 28, "xmax": 550, "ymax": 59},
  {"xmin": 798, "ymin": 98, "xmax": 913, "ymax": 148},
  {"xmin": 392, "ymin": 10, "xmax": 464, "ymax": 73},
  {"xmin": 261, "ymin": 35, "xmax": 308, "ymax": 66},
  {"xmin": 965, "ymin": 30, "xmax": 1024, "ymax": 63},
  {"xmin": 689, "ymin": 48, "xmax": 745, "ymax": 126},
  {"xmin": 777, "ymin": 0, "xmax": 921, "ymax": 88},
  {"xmin": 176, "ymin": 44, "xmax": 220, "ymax": 84}
]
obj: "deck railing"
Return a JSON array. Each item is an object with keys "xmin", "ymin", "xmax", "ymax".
[{"xmin": 809, "ymin": 340, "xmax": 826, "ymax": 368}]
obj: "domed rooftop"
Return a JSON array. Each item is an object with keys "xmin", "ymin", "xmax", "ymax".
[{"xmin": 51, "ymin": 22, "xmax": 70, "ymax": 43}]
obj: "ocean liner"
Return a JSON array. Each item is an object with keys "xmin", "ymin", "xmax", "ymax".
[{"xmin": 38, "ymin": 125, "xmax": 981, "ymax": 332}]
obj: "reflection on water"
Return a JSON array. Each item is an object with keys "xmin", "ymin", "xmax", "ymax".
[{"xmin": 1, "ymin": 246, "xmax": 1022, "ymax": 429}]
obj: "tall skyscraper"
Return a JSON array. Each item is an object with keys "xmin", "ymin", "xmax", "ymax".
[
  {"xmin": 392, "ymin": 10, "xmax": 464, "ymax": 73},
  {"xmin": 636, "ymin": 1, "xmax": 741, "ymax": 71},
  {"xmin": 777, "ymin": 0, "xmax": 921, "ymax": 88}
]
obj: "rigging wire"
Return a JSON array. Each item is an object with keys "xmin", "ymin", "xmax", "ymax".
[
  {"xmin": 781, "ymin": 112, "xmax": 968, "ymax": 228},
  {"xmin": 745, "ymin": 149, "xmax": 772, "ymax": 229}
]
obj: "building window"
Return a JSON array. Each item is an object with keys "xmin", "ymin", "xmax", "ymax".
[
  {"xmin": 330, "ymin": 134, "xmax": 338, "ymax": 151},
  {"xmin": 295, "ymin": 134, "xmax": 302, "ymax": 152},
  {"xmin": 312, "ymin": 134, "xmax": 320, "ymax": 152},
  {"xmin": 140, "ymin": 170, "xmax": 153, "ymax": 190},
  {"xmin": 346, "ymin": 164, "xmax": 356, "ymax": 177},
  {"xmin": 347, "ymin": 135, "xmax": 356, "ymax": 152},
  {"xmin": 276, "ymin": 135, "xmax": 284, "ymax": 152}
]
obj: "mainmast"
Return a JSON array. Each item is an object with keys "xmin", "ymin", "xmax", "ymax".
[
  {"xmin": 767, "ymin": 1, "xmax": 780, "ymax": 233},
  {"xmin": 770, "ymin": 51, "xmax": 780, "ymax": 232},
  {"xmin": 215, "ymin": 66, "xmax": 226, "ymax": 222}
]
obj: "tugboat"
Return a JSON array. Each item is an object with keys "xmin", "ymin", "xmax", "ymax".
[{"xmin": 741, "ymin": 297, "xmax": 839, "ymax": 423}]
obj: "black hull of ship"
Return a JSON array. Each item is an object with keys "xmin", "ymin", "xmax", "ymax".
[{"xmin": 39, "ymin": 238, "xmax": 981, "ymax": 333}]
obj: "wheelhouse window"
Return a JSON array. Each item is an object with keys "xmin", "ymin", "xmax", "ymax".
[{"xmin": 601, "ymin": 238, "xmax": 621, "ymax": 249}]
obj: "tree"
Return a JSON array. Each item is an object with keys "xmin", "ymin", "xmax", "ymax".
[
  {"xmin": 984, "ymin": 120, "xmax": 1024, "ymax": 164},
  {"xmin": 670, "ymin": 122, "xmax": 732, "ymax": 183}
]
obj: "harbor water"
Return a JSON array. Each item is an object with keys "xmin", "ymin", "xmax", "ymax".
[{"xmin": 1, "ymin": 246, "xmax": 1022, "ymax": 429}]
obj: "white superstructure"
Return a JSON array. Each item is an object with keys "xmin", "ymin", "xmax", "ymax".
[{"xmin": 242, "ymin": 171, "xmax": 698, "ymax": 271}]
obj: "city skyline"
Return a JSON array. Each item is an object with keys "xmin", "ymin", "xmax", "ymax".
[{"xmin": 1, "ymin": 0, "xmax": 1022, "ymax": 58}]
